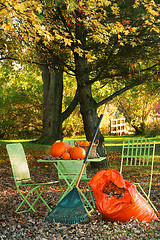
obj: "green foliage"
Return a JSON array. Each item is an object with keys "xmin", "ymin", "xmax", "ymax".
[
  {"xmin": 62, "ymin": 73, "xmax": 77, "ymax": 110},
  {"xmin": 115, "ymin": 84, "xmax": 160, "ymax": 135},
  {"xmin": 146, "ymin": 120, "xmax": 160, "ymax": 137},
  {"xmin": 62, "ymin": 109, "xmax": 84, "ymax": 137},
  {"xmin": 1, "ymin": 0, "xmax": 160, "ymax": 142},
  {"xmin": 62, "ymin": 73, "xmax": 84, "ymax": 137},
  {"xmin": 0, "ymin": 62, "xmax": 43, "ymax": 139}
]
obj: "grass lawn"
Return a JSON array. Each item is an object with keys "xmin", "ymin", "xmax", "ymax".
[
  {"xmin": 0, "ymin": 134, "xmax": 160, "ymax": 159},
  {"xmin": 103, "ymin": 134, "xmax": 160, "ymax": 156},
  {"xmin": 0, "ymin": 134, "xmax": 159, "ymax": 181},
  {"xmin": 0, "ymin": 134, "xmax": 159, "ymax": 174}
]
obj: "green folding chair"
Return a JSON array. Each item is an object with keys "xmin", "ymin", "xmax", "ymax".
[
  {"xmin": 6, "ymin": 143, "xmax": 58, "ymax": 214},
  {"xmin": 120, "ymin": 137, "xmax": 157, "ymax": 212},
  {"xmin": 56, "ymin": 160, "xmax": 95, "ymax": 212}
]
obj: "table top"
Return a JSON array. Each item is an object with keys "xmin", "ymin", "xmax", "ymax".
[{"xmin": 37, "ymin": 156, "xmax": 106, "ymax": 163}]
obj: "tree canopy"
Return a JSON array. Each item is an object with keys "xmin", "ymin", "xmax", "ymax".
[{"xmin": 1, "ymin": 0, "xmax": 160, "ymax": 152}]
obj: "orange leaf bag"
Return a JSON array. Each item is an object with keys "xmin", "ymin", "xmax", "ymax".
[{"xmin": 89, "ymin": 170, "xmax": 158, "ymax": 223}]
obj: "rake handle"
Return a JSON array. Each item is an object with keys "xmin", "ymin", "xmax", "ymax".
[
  {"xmin": 75, "ymin": 163, "xmax": 86, "ymax": 188},
  {"xmin": 75, "ymin": 114, "xmax": 103, "ymax": 188}
]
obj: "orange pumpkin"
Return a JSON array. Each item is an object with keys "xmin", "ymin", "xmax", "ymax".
[
  {"xmin": 83, "ymin": 140, "xmax": 90, "ymax": 146},
  {"xmin": 77, "ymin": 140, "xmax": 83, "ymax": 146},
  {"xmin": 70, "ymin": 146, "xmax": 86, "ymax": 160},
  {"xmin": 62, "ymin": 150, "xmax": 70, "ymax": 160},
  {"xmin": 51, "ymin": 142, "xmax": 71, "ymax": 157}
]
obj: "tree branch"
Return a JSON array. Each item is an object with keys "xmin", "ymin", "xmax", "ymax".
[
  {"xmin": 57, "ymin": 7, "xmax": 75, "ymax": 51},
  {"xmin": 62, "ymin": 89, "xmax": 79, "ymax": 121},
  {"xmin": 97, "ymin": 78, "xmax": 146, "ymax": 108},
  {"xmin": 89, "ymin": 40, "xmax": 119, "ymax": 84},
  {"xmin": 0, "ymin": 56, "xmax": 48, "ymax": 65},
  {"xmin": 140, "ymin": 63, "xmax": 159, "ymax": 72}
]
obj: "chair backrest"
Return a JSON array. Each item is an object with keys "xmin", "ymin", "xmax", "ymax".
[
  {"xmin": 6, "ymin": 143, "xmax": 31, "ymax": 184},
  {"xmin": 57, "ymin": 160, "xmax": 87, "ymax": 180},
  {"xmin": 120, "ymin": 137, "xmax": 155, "ymax": 174}
]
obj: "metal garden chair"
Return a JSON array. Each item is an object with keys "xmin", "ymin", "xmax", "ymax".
[
  {"xmin": 6, "ymin": 143, "xmax": 58, "ymax": 214},
  {"xmin": 120, "ymin": 137, "xmax": 157, "ymax": 212},
  {"xmin": 57, "ymin": 160, "xmax": 95, "ymax": 212}
]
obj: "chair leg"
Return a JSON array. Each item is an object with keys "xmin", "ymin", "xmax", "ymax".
[
  {"xmin": 58, "ymin": 178, "xmax": 95, "ymax": 212},
  {"xmin": 16, "ymin": 189, "xmax": 36, "ymax": 213},
  {"xmin": 79, "ymin": 182, "xmax": 95, "ymax": 211},
  {"xmin": 28, "ymin": 187, "xmax": 52, "ymax": 212},
  {"xmin": 58, "ymin": 179, "xmax": 72, "ymax": 199},
  {"xmin": 135, "ymin": 183, "xmax": 158, "ymax": 212},
  {"xmin": 58, "ymin": 178, "xmax": 77, "ymax": 202},
  {"xmin": 77, "ymin": 187, "xmax": 94, "ymax": 212},
  {"xmin": 86, "ymin": 182, "xmax": 95, "ymax": 208},
  {"xmin": 16, "ymin": 185, "xmax": 52, "ymax": 213}
]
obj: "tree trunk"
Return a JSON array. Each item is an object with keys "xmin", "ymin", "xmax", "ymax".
[
  {"xmin": 74, "ymin": 23, "xmax": 107, "ymax": 167},
  {"xmin": 39, "ymin": 65, "xmax": 63, "ymax": 144},
  {"xmin": 132, "ymin": 122, "xmax": 146, "ymax": 135},
  {"xmin": 75, "ymin": 57, "xmax": 106, "ymax": 156},
  {"xmin": 78, "ymin": 83, "xmax": 107, "ymax": 165}
]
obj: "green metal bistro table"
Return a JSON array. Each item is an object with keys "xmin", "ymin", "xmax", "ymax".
[
  {"xmin": 37, "ymin": 157, "xmax": 105, "ymax": 212},
  {"xmin": 37, "ymin": 157, "xmax": 105, "ymax": 165}
]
